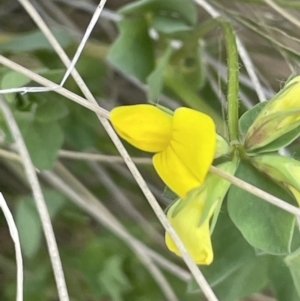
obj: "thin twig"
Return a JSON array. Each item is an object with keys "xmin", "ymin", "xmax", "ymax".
[
  {"xmin": 0, "ymin": 55, "xmax": 109, "ymax": 118},
  {"xmin": 0, "ymin": 148, "xmax": 22, "ymax": 163},
  {"xmin": 209, "ymin": 166, "xmax": 300, "ymax": 217},
  {"xmin": 88, "ymin": 161, "xmax": 164, "ymax": 245},
  {"xmin": 0, "ymin": 193, "xmax": 23, "ymax": 301},
  {"xmin": 40, "ymin": 0, "xmax": 79, "ymax": 32},
  {"xmin": 0, "ymin": 98, "xmax": 70, "ymax": 301},
  {"xmin": 59, "ymin": 150, "xmax": 152, "ymax": 164},
  {"xmin": 6, "ymin": 144, "xmax": 300, "ymax": 219},
  {"xmin": 264, "ymin": 0, "xmax": 300, "ymax": 29},
  {"xmin": 59, "ymin": 1, "xmax": 107, "ymax": 86},
  {"xmin": 17, "ymin": 0, "xmax": 108, "ymax": 101},
  {"xmin": 133, "ymin": 253, "xmax": 180, "ymax": 301}
]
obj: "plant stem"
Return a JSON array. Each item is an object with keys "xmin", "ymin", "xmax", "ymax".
[{"xmin": 221, "ymin": 20, "xmax": 240, "ymax": 142}]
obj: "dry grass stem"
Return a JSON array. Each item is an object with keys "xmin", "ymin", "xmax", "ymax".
[
  {"xmin": 0, "ymin": 98, "xmax": 70, "ymax": 301},
  {"xmin": 59, "ymin": 0, "xmax": 108, "ymax": 86},
  {"xmin": 264, "ymin": 0, "xmax": 300, "ymax": 29},
  {"xmin": 59, "ymin": 150, "xmax": 152, "ymax": 164},
  {"xmin": 0, "ymin": 55, "xmax": 109, "ymax": 118},
  {"xmin": 0, "ymin": 193, "xmax": 23, "ymax": 301},
  {"xmin": 210, "ymin": 165, "xmax": 300, "ymax": 217},
  {"xmin": 88, "ymin": 161, "xmax": 164, "ymax": 245}
]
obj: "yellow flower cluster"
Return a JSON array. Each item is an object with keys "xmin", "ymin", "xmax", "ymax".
[
  {"xmin": 110, "ymin": 104, "xmax": 217, "ymax": 264},
  {"xmin": 110, "ymin": 105, "xmax": 216, "ymax": 197}
]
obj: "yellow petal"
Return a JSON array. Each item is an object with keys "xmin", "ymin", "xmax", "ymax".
[
  {"xmin": 153, "ymin": 150, "xmax": 199, "ymax": 197},
  {"xmin": 165, "ymin": 193, "xmax": 213, "ymax": 265},
  {"xmin": 153, "ymin": 107, "xmax": 216, "ymax": 197},
  {"xmin": 110, "ymin": 104, "xmax": 173, "ymax": 152}
]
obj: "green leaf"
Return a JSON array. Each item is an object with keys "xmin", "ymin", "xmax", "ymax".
[
  {"xmin": 16, "ymin": 199, "xmax": 42, "ymax": 258},
  {"xmin": 227, "ymin": 160, "xmax": 295, "ymax": 255},
  {"xmin": 285, "ymin": 247, "xmax": 300, "ymax": 298},
  {"xmin": 98, "ymin": 256, "xmax": 131, "ymax": 301},
  {"xmin": 147, "ymin": 46, "xmax": 172, "ymax": 102},
  {"xmin": 269, "ymin": 256, "xmax": 300, "ymax": 301},
  {"xmin": 107, "ymin": 18, "xmax": 155, "ymax": 82},
  {"xmin": 239, "ymin": 101, "xmax": 267, "ymax": 137},
  {"xmin": 1, "ymin": 70, "xmax": 32, "ymax": 103},
  {"xmin": 167, "ymin": 41, "xmax": 205, "ymax": 91},
  {"xmin": 164, "ymin": 72, "xmax": 223, "ymax": 127},
  {"xmin": 0, "ymin": 28, "xmax": 73, "ymax": 52},
  {"xmin": 44, "ymin": 190, "xmax": 67, "ymax": 217},
  {"xmin": 152, "ymin": 16, "xmax": 192, "ymax": 34},
  {"xmin": 15, "ymin": 190, "xmax": 66, "ymax": 258},
  {"xmin": 1, "ymin": 71, "xmax": 31, "ymax": 90},
  {"xmin": 119, "ymin": 0, "xmax": 197, "ymax": 26},
  {"xmin": 69, "ymin": 239, "xmax": 130, "ymax": 298},
  {"xmin": 35, "ymin": 98, "xmax": 69, "ymax": 123},
  {"xmin": 20, "ymin": 120, "xmax": 64, "ymax": 170},
  {"xmin": 213, "ymin": 255, "xmax": 268, "ymax": 301}
]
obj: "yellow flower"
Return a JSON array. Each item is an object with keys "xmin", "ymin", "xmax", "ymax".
[
  {"xmin": 165, "ymin": 190, "xmax": 213, "ymax": 265},
  {"xmin": 165, "ymin": 160, "xmax": 238, "ymax": 264},
  {"xmin": 110, "ymin": 104, "xmax": 216, "ymax": 197},
  {"xmin": 110, "ymin": 104, "xmax": 222, "ymax": 264}
]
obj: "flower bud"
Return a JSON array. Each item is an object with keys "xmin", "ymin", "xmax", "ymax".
[
  {"xmin": 251, "ymin": 154, "xmax": 300, "ymax": 205},
  {"xmin": 244, "ymin": 76, "xmax": 300, "ymax": 152}
]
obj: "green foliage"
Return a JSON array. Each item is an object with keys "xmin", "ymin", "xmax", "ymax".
[
  {"xmin": 99, "ymin": 256, "xmax": 131, "ymax": 301},
  {"xmin": 16, "ymin": 190, "xmax": 66, "ymax": 258},
  {"xmin": 213, "ymin": 255, "xmax": 269, "ymax": 301},
  {"xmin": 285, "ymin": 247, "xmax": 300, "ymax": 298},
  {"xmin": 201, "ymin": 210, "xmax": 256, "ymax": 288},
  {"xmin": 189, "ymin": 210, "xmax": 269, "ymax": 300},
  {"xmin": 152, "ymin": 16, "xmax": 193, "ymax": 34},
  {"xmin": 35, "ymin": 97, "xmax": 69, "ymax": 123},
  {"xmin": 107, "ymin": 18, "xmax": 155, "ymax": 82},
  {"xmin": 268, "ymin": 256, "xmax": 300, "ymax": 301},
  {"xmin": 20, "ymin": 120, "xmax": 64, "ymax": 170},
  {"xmin": 0, "ymin": 28, "xmax": 73, "ymax": 52},
  {"xmin": 239, "ymin": 91, "xmax": 267, "ymax": 137},
  {"xmin": 227, "ymin": 160, "xmax": 296, "ymax": 254},
  {"xmin": 119, "ymin": 0, "xmax": 197, "ymax": 27},
  {"xmin": 147, "ymin": 46, "xmax": 173, "ymax": 102}
]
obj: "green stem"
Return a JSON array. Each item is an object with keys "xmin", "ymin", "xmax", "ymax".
[{"xmin": 220, "ymin": 20, "xmax": 240, "ymax": 143}]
